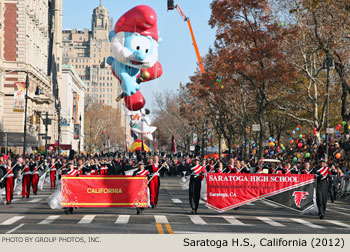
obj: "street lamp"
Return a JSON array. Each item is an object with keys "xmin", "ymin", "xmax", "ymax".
[
  {"xmin": 78, "ymin": 114, "xmax": 82, "ymax": 154},
  {"xmin": 23, "ymin": 73, "xmax": 29, "ymax": 157},
  {"xmin": 323, "ymin": 53, "xmax": 335, "ymax": 162},
  {"xmin": 90, "ymin": 124, "xmax": 92, "ymax": 154},
  {"xmin": 56, "ymin": 100, "xmax": 61, "ymax": 155}
]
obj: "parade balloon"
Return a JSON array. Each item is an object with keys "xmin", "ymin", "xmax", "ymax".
[
  {"xmin": 349, "ymin": 125, "xmax": 350, "ymax": 129},
  {"xmin": 298, "ymin": 142, "xmax": 303, "ymax": 148},
  {"xmin": 303, "ymin": 134, "xmax": 306, "ymax": 138},
  {"xmin": 305, "ymin": 152, "xmax": 310, "ymax": 158},
  {"xmin": 292, "ymin": 130, "xmax": 296, "ymax": 135},
  {"xmin": 296, "ymin": 127, "xmax": 299, "ymax": 131},
  {"xmin": 297, "ymin": 153, "xmax": 301, "ymax": 158},
  {"xmin": 264, "ymin": 149, "xmax": 268, "ymax": 154},
  {"xmin": 297, "ymin": 124, "xmax": 301, "ymax": 128},
  {"xmin": 290, "ymin": 140, "xmax": 294, "ymax": 144},
  {"xmin": 270, "ymin": 151, "xmax": 274, "ymax": 155},
  {"xmin": 107, "ymin": 5, "xmax": 163, "ymax": 111},
  {"xmin": 299, "ymin": 134, "xmax": 303, "ymax": 138},
  {"xmin": 342, "ymin": 121, "xmax": 346, "ymax": 126},
  {"xmin": 293, "ymin": 157, "xmax": 297, "ymax": 162},
  {"xmin": 338, "ymin": 134, "xmax": 341, "ymax": 138},
  {"xmin": 265, "ymin": 140, "xmax": 268, "ymax": 143},
  {"xmin": 322, "ymin": 134, "xmax": 326, "ymax": 139},
  {"xmin": 336, "ymin": 153, "xmax": 341, "ymax": 159}
]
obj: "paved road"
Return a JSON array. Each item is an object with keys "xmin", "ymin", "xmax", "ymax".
[{"xmin": 0, "ymin": 176, "xmax": 349, "ymax": 234}]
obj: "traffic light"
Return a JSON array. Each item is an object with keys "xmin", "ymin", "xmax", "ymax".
[
  {"xmin": 30, "ymin": 115, "xmax": 34, "ymax": 124},
  {"xmin": 247, "ymin": 126, "xmax": 251, "ymax": 134},
  {"xmin": 36, "ymin": 114, "xmax": 40, "ymax": 124},
  {"xmin": 167, "ymin": 0, "xmax": 175, "ymax": 10}
]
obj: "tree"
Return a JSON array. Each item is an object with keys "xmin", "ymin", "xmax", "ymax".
[
  {"xmin": 209, "ymin": 0, "xmax": 295, "ymax": 158},
  {"xmin": 84, "ymin": 102, "xmax": 125, "ymax": 152}
]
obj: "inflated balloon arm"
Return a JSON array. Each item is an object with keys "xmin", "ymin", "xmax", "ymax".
[
  {"xmin": 115, "ymin": 70, "xmax": 151, "ymax": 102},
  {"xmin": 107, "ymin": 56, "xmax": 140, "ymax": 96},
  {"xmin": 136, "ymin": 61, "xmax": 163, "ymax": 82}
]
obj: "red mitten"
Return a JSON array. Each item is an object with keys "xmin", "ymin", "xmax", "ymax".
[
  {"xmin": 137, "ymin": 61, "xmax": 163, "ymax": 82},
  {"xmin": 124, "ymin": 90, "xmax": 145, "ymax": 111}
]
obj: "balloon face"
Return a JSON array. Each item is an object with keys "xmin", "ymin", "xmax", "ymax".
[{"xmin": 112, "ymin": 32, "xmax": 159, "ymax": 69}]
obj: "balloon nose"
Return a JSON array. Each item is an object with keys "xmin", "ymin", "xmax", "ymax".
[{"xmin": 134, "ymin": 51, "xmax": 146, "ymax": 61}]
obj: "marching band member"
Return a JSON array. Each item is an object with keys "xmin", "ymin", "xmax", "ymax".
[
  {"xmin": 187, "ymin": 158, "xmax": 206, "ymax": 214},
  {"xmin": 216, "ymin": 162, "xmax": 224, "ymax": 173},
  {"xmin": 301, "ymin": 161, "xmax": 312, "ymax": 174},
  {"xmin": 50, "ymin": 158, "xmax": 56, "ymax": 189},
  {"xmin": 226, "ymin": 158, "xmax": 235, "ymax": 173},
  {"xmin": 31, "ymin": 158, "xmax": 41, "ymax": 195},
  {"xmin": 61, "ymin": 158, "xmax": 67, "ymax": 176},
  {"xmin": 133, "ymin": 162, "xmax": 150, "ymax": 214},
  {"xmin": 76, "ymin": 158, "xmax": 84, "ymax": 175},
  {"xmin": 312, "ymin": 159, "xmax": 330, "ymax": 219},
  {"xmin": 147, "ymin": 155, "xmax": 161, "ymax": 208},
  {"xmin": 5, "ymin": 158, "xmax": 15, "ymax": 204},
  {"xmin": 207, "ymin": 159, "xmax": 216, "ymax": 172},
  {"xmin": 21, "ymin": 157, "xmax": 32, "ymax": 198}
]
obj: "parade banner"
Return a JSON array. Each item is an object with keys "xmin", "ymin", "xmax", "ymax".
[
  {"xmin": 13, "ymin": 82, "xmax": 26, "ymax": 112},
  {"xmin": 61, "ymin": 176, "xmax": 148, "ymax": 207},
  {"xmin": 206, "ymin": 173, "xmax": 315, "ymax": 213}
]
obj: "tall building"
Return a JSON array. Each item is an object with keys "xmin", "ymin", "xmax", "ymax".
[
  {"xmin": 62, "ymin": 2, "xmax": 129, "ymax": 149},
  {"xmin": 0, "ymin": 0, "xmax": 63, "ymax": 154},
  {"xmin": 62, "ymin": 2, "xmax": 123, "ymax": 111},
  {"xmin": 59, "ymin": 65, "xmax": 86, "ymax": 152},
  {"xmin": 0, "ymin": 0, "xmax": 5, "ymax": 132}
]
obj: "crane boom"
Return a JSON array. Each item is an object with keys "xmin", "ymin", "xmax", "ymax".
[{"xmin": 174, "ymin": 4, "xmax": 205, "ymax": 74}]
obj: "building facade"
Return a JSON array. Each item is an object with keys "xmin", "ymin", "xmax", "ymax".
[
  {"xmin": 62, "ymin": 2, "xmax": 130, "ymax": 149},
  {"xmin": 0, "ymin": 0, "xmax": 63, "ymax": 154},
  {"xmin": 60, "ymin": 65, "xmax": 86, "ymax": 152},
  {"xmin": 62, "ymin": 3, "xmax": 122, "ymax": 109}
]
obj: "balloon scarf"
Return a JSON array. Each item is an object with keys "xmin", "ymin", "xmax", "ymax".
[{"xmin": 107, "ymin": 5, "xmax": 163, "ymax": 111}]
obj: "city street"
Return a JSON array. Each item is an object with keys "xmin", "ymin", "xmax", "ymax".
[{"xmin": 0, "ymin": 176, "xmax": 349, "ymax": 234}]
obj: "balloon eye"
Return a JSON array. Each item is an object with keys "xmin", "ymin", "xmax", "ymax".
[
  {"xmin": 136, "ymin": 46, "xmax": 140, "ymax": 50},
  {"xmin": 145, "ymin": 49, "xmax": 149, "ymax": 53}
]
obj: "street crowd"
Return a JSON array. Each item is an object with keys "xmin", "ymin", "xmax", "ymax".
[{"xmin": 0, "ymin": 134, "xmax": 350, "ymax": 219}]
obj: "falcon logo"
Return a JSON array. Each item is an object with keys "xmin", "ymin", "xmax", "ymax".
[{"xmin": 292, "ymin": 191, "xmax": 309, "ymax": 208}]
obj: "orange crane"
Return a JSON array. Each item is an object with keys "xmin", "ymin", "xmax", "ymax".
[{"xmin": 168, "ymin": 1, "xmax": 205, "ymax": 74}]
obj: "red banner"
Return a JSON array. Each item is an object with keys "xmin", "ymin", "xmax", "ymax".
[
  {"xmin": 61, "ymin": 176, "xmax": 148, "ymax": 208},
  {"xmin": 206, "ymin": 173, "xmax": 314, "ymax": 212}
]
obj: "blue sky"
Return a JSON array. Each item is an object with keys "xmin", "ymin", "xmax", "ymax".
[{"xmin": 62, "ymin": 0, "xmax": 216, "ymax": 112}]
